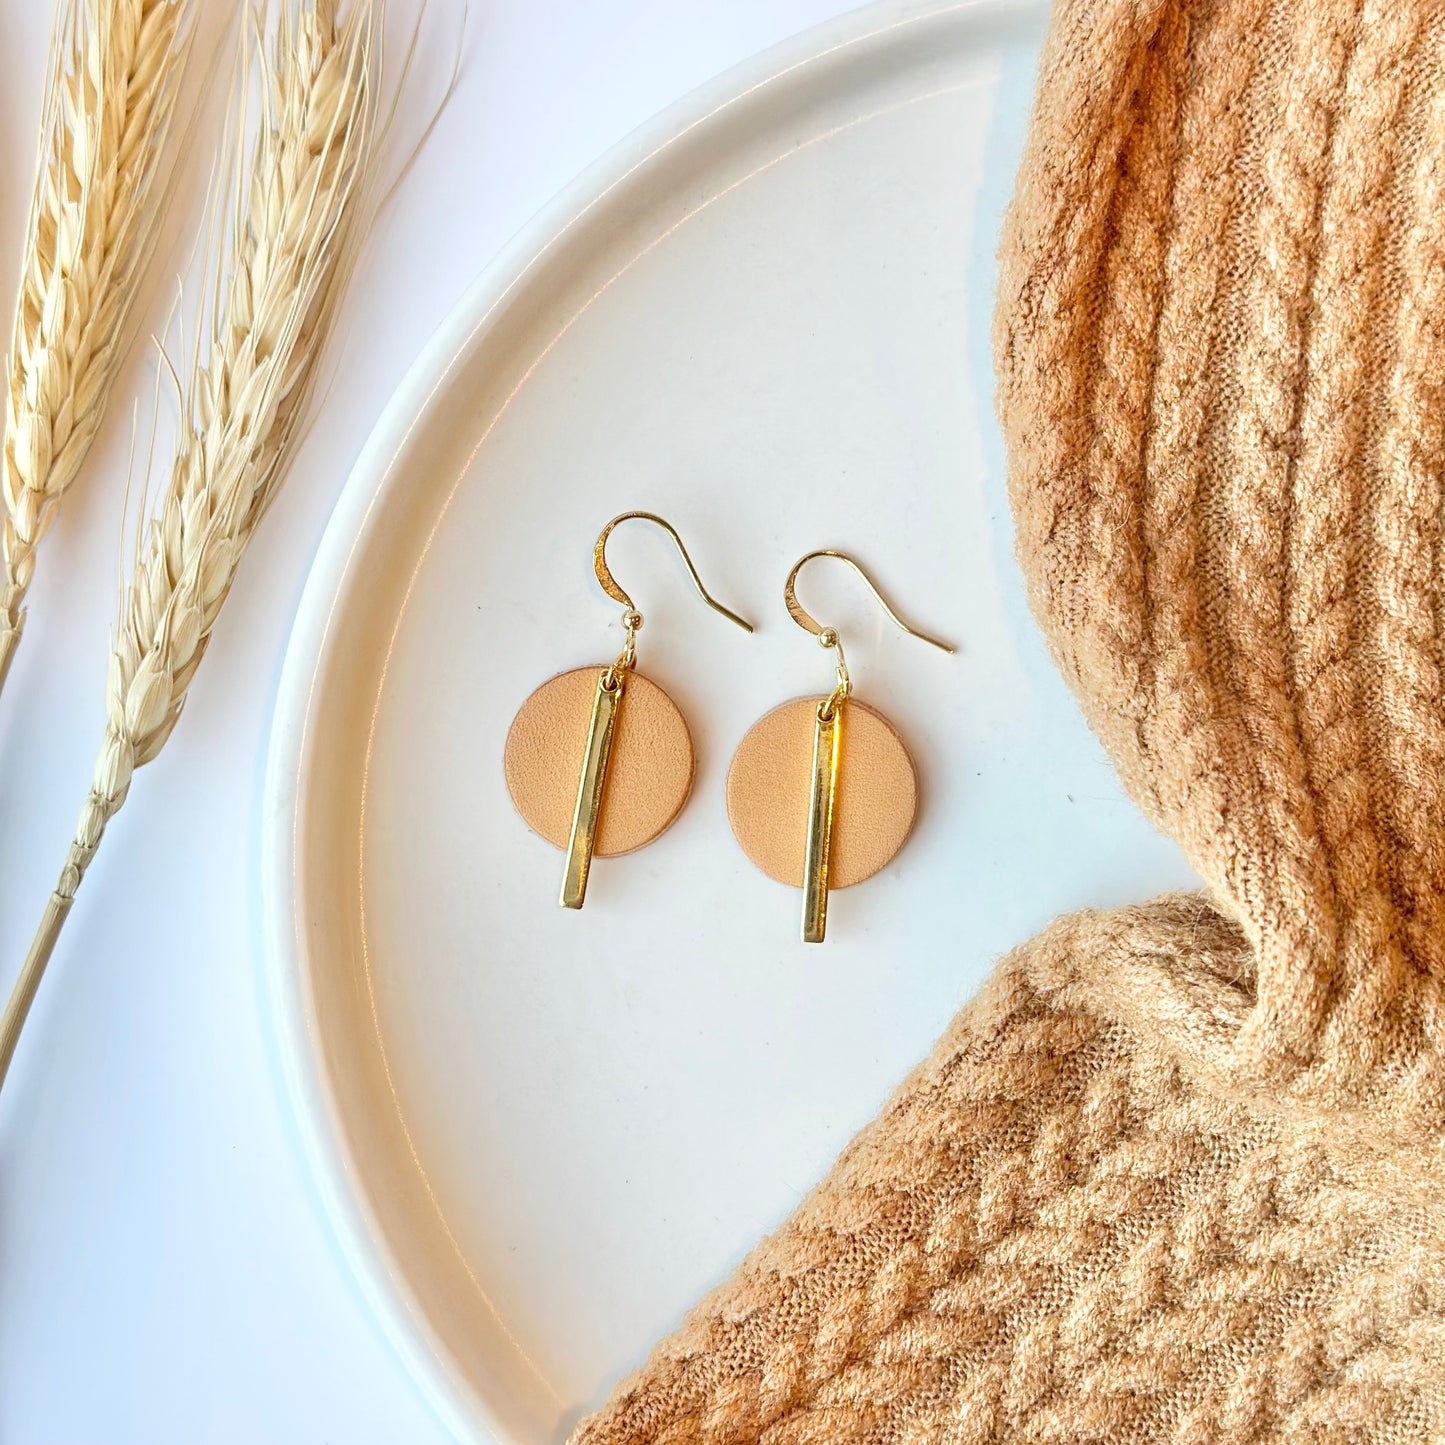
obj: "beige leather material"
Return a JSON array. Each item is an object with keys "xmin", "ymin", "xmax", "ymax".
[
  {"xmin": 504, "ymin": 666, "xmax": 694, "ymax": 857},
  {"xmin": 726, "ymin": 696, "xmax": 918, "ymax": 890}
]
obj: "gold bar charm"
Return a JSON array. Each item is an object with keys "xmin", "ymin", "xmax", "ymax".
[
  {"xmin": 560, "ymin": 671, "xmax": 623, "ymax": 909},
  {"xmin": 801, "ymin": 698, "xmax": 842, "ymax": 943}
]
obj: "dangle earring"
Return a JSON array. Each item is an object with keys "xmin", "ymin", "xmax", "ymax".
[
  {"xmin": 726, "ymin": 551, "xmax": 953, "ymax": 942},
  {"xmin": 504, "ymin": 512, "xmax": 753, "ymax": 909}
]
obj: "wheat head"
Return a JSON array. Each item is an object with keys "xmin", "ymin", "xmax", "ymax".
[
  {"xmin": 0, "ymin": 0, "xmax": 382, "ymax": 1086},
  {"xmin": 0, "ymin": 0, "xmax": 195, "ymax": 693}
]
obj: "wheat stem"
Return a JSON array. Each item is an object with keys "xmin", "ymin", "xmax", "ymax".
[
  {"xmin": 0, "ymin": 899, "xmax": 70, "ymax": 1085},
  {"xmin": 0, "ymin": 0, "xmax": 383, "ymax": 1092}
]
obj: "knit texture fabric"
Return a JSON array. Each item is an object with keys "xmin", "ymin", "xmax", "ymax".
[{"xmin": 573, "ymin": 0, "xmax": 1445, "ymax": 1438}]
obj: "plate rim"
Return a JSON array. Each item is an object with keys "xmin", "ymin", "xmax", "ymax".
[{"xmin": 261, "ymin": 1, "xmax": 1032, "ymax": 1439}]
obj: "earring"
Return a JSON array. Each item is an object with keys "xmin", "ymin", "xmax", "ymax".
[
  {"xmin": 505, "ymin": 511, "xmax": 753, "ymax": 909},
  {"xmin": 726, "ymin": 551, "xmax": 953, "ymax": 943}
]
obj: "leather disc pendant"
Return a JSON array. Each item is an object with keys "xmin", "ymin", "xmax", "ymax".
[
  {"xmin": 726, "ymin": 696, "xmax": 918, "ymax": 888},
  {"xmin": 504, "ymin": 666, "xmax": 694, "ymax": 856}
]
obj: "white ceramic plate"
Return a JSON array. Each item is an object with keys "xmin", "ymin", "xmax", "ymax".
[{"xmin": 264, "ymin": 2, "xmax": 1199, "ymax": 1441}]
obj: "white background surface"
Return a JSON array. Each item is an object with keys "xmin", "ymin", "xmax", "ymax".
[
  {"xmin": 268, "ymin": 7, "xmax": 1120, "ymax": 1438},
  {"xmin": 0, "ymin": 3, "xmax": 908, "ymax": 1441}
]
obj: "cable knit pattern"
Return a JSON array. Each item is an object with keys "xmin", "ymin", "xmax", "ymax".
[
  {"xmin": 574, "ymin": 2, "xmax": 1445, "ymax": 1437},
  {"xmin": 997, "ymin": 0, "xmax": 1445, "ymax": 1109},
  {"xmin": 575, "ymin": 902, "xmax": 1445, "ymax": 1442}
]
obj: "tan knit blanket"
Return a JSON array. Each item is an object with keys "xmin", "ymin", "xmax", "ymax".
[{"xmin": 574, "ymin": 0, "xmax": 1445, "ymax": 1437}]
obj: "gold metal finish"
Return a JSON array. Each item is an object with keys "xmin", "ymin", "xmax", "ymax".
[
  {"xmin": 802, "ymin": 697, "xmax": 842, "ymax": 943},
  {"xmin": 783, "ymin": 549, "xmax": 956, "ymax": 655},
  {"xmin": 560, "ymin": 670, "xmax": 623, "ymax": 909},
  {"xmin": 594, "ymin": 511, "xmax": 754, "ymax": 634},
  {"xmin": 601, "ymin": 613, "xmax": 640, "ymax": 692}
]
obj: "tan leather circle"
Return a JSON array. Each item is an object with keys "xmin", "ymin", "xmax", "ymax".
[
  {"xmin": 504, "ymin": 666, "xmax": 694, "ymax": 856},
  {"xmin": 726, "ymin": 696, "xmax": 918, "ymax": 889}
]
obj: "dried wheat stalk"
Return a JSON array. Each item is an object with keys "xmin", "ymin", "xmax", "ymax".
[
  {"xmin": 0, "ymin": 0, "xmax": 195, "ymax": 695},
  {"xmin": 0, "ymin": 0, "xmax": 382, "ymax": 1087}
]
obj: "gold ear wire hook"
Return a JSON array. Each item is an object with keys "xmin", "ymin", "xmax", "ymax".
[
  {"xmin": 783, "ymin": 549, "xmax": 957, "ymax": 655},
  {"xmin": 594, "ymin": 511, "xmax": 755, "ymax": 633}
]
